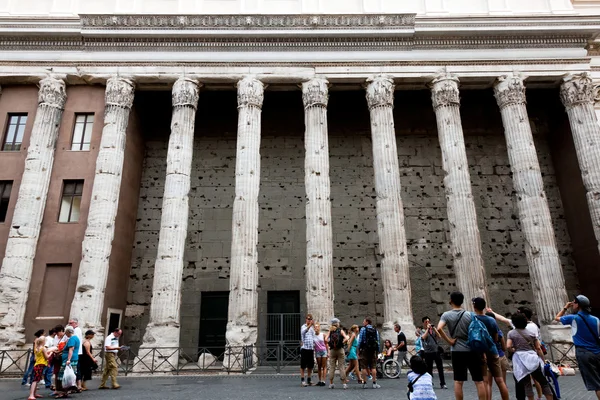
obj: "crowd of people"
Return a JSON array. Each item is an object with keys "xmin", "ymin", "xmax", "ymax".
[
  {"xmin": 298, "ymin": 291, "xmax": 600, "ymax": 400},
  {"xmin": 21, "ymin": 321, "xmax": 126, "ymax": 399}
]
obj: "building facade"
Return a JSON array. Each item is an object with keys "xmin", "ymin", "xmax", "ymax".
[{"xmin": 0, "ymin": 0, "xmax": 599, "ymax": 362}]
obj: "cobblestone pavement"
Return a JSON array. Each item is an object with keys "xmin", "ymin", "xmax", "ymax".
[{"xmin": 0, "ymin": 373, "xmax": 596, "ymax": 400}]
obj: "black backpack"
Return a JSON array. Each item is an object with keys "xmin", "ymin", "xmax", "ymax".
[
  {"xmin": 361, "ymin": 326, "xmax": 379, "ymax": 351},
  {"xmin": 329, "ymin": 328, "xmax": 344, "ymax": 350}
]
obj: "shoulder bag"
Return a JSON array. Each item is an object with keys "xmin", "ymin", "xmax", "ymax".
[
  {"xmin": 576, "ymin": 314, "xmax": 600, "ymax": 346},
  {"xmin": 407, "ymin": 374, "xmax": 423, "ymax": 400},
  {"xmin": 449, "ymin": 311, "xmax": 466, "ymax": 339}
]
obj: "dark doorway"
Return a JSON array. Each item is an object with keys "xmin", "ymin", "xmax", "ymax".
[
  {"xmin": 198, "ymin": 291, "xmax": 229, "ymax": 357},
  {"xmin": 266, "ymin": 291, "xmax": 301, "ymax": 346}
]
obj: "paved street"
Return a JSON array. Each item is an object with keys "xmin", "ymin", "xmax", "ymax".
[{"xmin": 0, "ymin": 373, "xmax": 596, "ymax": 400}]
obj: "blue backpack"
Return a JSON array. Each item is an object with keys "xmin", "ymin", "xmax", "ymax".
[{"xmin": 468, "ymin": 313, "xmax": 498, "ymax": 355}]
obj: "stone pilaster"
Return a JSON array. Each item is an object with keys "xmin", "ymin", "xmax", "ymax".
[
  {"xmin": 495, "ymin": 74, "xmax": 569, "ymax": 340},
  {"xmin": 365, "ymin": 75, "xmax": 415, "ymax": 341},
  {"xmin": 70, "ymin": 77, "xmax": 134, "ymax": 343},
  {"xmin": 0, "ymin": 77, "xmax": 66, "ymax": 347},
  {"xmin": 560, "ymin": 73, "xmax": 600, "ymax": 259},
  {"xmin": 302, "ymin": 78, "xmax": 334, "ymax": 328},
  {"xmin": 430, "ymin": 74, "xmax": 488, "ymax": 306},
  {"xmin": 226, "ymin": 77, "xmax": 264, "ymax": 349},
  {"xmin": 137, "ymin": 78, "xmax": 200, "ymax": 369}
]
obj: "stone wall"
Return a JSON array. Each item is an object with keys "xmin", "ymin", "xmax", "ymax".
[{"xmin": 123, "ymin": 89, "xmax": 579, "ymax": 352}]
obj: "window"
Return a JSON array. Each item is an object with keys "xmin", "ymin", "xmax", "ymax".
[
  {"xmin": 0, "ymin": 181, "xmax": 12, "ymax": 223},
  {"xmin": 3, "ymin": 114, "xmax": 27, "ymax": 151},
  {"xmin": 58, "ymin": 180, "xmax": 83, "ymax": 223},
  {"xmin": 71, "ymin": 113, "xmax": 94, "ymax": 151}
]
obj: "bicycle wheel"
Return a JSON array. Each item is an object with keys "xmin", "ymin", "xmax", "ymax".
[{"xmin": 382, "ymin": 359, "xmax": 401, "ymax": 379}]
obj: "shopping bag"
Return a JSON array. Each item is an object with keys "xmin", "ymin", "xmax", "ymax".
[{"xmin": 62, "ymin": 365, "xmax": 77, "ymax": 388}]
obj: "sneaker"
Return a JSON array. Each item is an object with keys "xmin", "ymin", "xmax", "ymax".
[
  {"xmin": 441, "ymin": 384, "xmax": 448, "ymax": 389},
  {"xmin": 329, "ymin": 384, "xmax": 334, "ymax": 389},
  {"xmin": 368, "ymin": 375, "xmax": 373, "ymax": 380},
  {"xmin": 26, "ymin": 383, "xmax": 31, "ymax": 387},
  {"xmin": 362, "ymin": 382, "xmax": 367, "ymax": 389},
  {"xmin": 301, "ymin": 381, "xmax": 308, "ymax": 387},
  {"xmin": 348, "ymin": 372, "xmax": 356, "ymax": 380},
  {"xmin": 372, "ymin": 382, "xmax": 381, "ymax": 389},
  {"xmin": 343, "ymin": 384, "xmax": 348, "ymax": 390},
  {"xmin": 39, "ymin": 380, "xmax": 45, "ymax": 385}
]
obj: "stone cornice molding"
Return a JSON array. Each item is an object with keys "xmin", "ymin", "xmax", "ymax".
[
  {"xmin": 302, "ymin": 78, "xmax": 329, "ymax": 109},
  {"xmin": 172, "ymin": 77, "xmax": 200, "ymax": 110},
  {"xmin": 105, "ymin": 76, "xmax": 135, "ymax": 109},
  {"xmin": 237, "ymin": 77, "xmax": 264, "ymax": 109},
  {"xmin": 365, "ymin": 75, "xmax": 395, "ymax": 110},
  {"xmin": 430, "ymin": 73, "xmax": 460, "ymax": 110},
  {"xmin": 560, "ymin": 73, "xmax": 595, "ymax": 109},
  {"xmin": 494, "ymin": 74, "xmax": 527, "ymax": 109},
  {"xmin": 38, "ymin": 76, "xmax": 66, "ymax": 110},
  {"xmin": 80, "ymin": 14, "xmax": 415, "ymax": 31}
]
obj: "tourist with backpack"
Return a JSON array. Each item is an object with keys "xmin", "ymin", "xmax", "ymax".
[
  {"xmin": 325, "ymin": 318, "xmax": 348, "ymax": 389},
  {"xmin": 436, "ymin": 291, "xmax": 486, "ymax": 400},
  {"xmin": 556, "ymin": 295, "xmax": 600, "ymax": 399},
  {"xmin": 357, "ymin": 317, "xmax": 381, "ymax": 389},
  {"xmin": 471, "ymin": 297, "xmax": 509, "ymax": 400}
]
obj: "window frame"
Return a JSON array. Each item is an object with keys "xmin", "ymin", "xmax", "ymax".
[
  {"xmin": 70, "ymin": 113, "xmax": 94, "ymax": 151},
  {"xmin": 2, "ymin": 113, "xmax": 28, "ymax": 152},
  {"xmin": 58, "ymin": 180, "xmax": 84, "ymax": 223},
  {"xmin": 0, "ymin": 180, "xmax": 12, "ymax": 223}
]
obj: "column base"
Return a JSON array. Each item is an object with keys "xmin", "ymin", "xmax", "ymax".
[
  {"xmin": 133, "ymin": 324, "xmax": 180, "ymax": 373},
  {"xmin": 224, "ymin": 323, "xmax": 257, "ymax": 372},
  {"xmin": 0, "ymin": 324, "xmax": 26, "ymax": 349}
]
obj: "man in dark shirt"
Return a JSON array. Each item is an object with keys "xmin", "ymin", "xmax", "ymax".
[
  {"xmin": 472, "ymin": 297, "xmax": 509, "ymax": 400},
  {"xmin": 421, "ymin": 316, "xmax": 447, "ymax": 389},
  {"xmin": 393, "ymin": 324, "xmax": 410, "ymax": 369}
]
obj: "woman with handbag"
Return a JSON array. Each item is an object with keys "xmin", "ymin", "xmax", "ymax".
[
  {"xmin": 507, "ymin": 313, "xmax": 556, "ymax": 400},
  {"xmin": 79, "ymin": 330, "xmax": 97, "ymax": 391}
]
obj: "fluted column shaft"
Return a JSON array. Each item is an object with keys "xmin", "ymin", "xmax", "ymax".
[
  {"xmin": 561, "ymin": 73, "xmax": 600, "ymax": 256},
  {"xmin": 141, "ymin": 78, "xmax": 200, "ymax": 350},
  {"xmin": 70, "ymin": 77, "xmax": 134, "ymax": 341},
  {"xmin": 365, "ymin": 75, "xmax": 415, "ymax": 340},
  {"xmin": 430, "ymin": 74, "xmax": 488, "ymax": 305},
  {"xmin": 226, "ymin": 77, "xmax": 264, "ymax": 347},
  {"xmin": 494, "ymin": 74, "xmax": 568, "ymax": 325},
  {"xmin": 0, "ymin": 78, "xmax": 66, "ymax": 347},
  {"xmin": 302, "ymin": 78, "xmax": 334, "ymax": 328}
]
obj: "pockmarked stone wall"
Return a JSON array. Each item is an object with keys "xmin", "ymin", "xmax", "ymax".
[{"xmin": 123, "ymin": 90, "xmax": 578, "ymax": 351}]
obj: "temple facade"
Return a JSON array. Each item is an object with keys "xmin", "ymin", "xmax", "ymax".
[{"xmin": 0, "ymin": 0, "xmax": 599, "ymax": 361}]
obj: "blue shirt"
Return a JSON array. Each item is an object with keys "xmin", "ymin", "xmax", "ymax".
[
  {"xmin": 560, "ymin": 312, "xmax": 600, "ymax": 354},
  {"xmin": 62, "ymin": 335, "xmax": 81, "ymax": 363}
]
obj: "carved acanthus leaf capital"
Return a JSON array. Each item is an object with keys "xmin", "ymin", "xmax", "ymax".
[
  {"xmin": 302, "ymin": 78, "xmax": 329, "ymax": 108},
  {"xmin": 38, "ymin": 77, "xmax": 66, "ymax": 109},
  {"xmin": 172, "ymin": 77, "xmax": 200, "ymax": 109},
  {"xmin": 560, "ymin": 73, "xmax": 594, "ymax": 109},
  {"xmin": 365, "ymin": 75, "xmax": 395, "ymax": 110},
  {"xmin": 105, "ymin": 77, "xmax": 135, "ymax": 109},
  {"xmin": 430, "ymin": 73, "xmax": 460, "ymax": 110},
  {"xmin": 494, "ymin": 74, "xmax": 527, "ymax": 109},
  {"xmin": 237, "ymin": 77, "xmax": 264, "ymax": 109}
]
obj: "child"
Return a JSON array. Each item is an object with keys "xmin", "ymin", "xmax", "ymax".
[
  {"xmin": 407, "ymin": 355, "xmax": 437, "ymax": 400},
  {"xmin": 29, "ymin": 336, "xmax": 50, "ymax": 400}
]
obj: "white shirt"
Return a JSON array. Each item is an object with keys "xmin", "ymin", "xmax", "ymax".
[
  {"xmin": 53, "ymin": 334, "xmax": 67, "ymax": 347},
  {"xmin": 104, "ymin": 333, "xmax": 119, "ymax": 354},
  {"xmin": 73, "ymin": 327, "xmax": 83, "ymax": 355},
  {"xmin": 45, "ymin": 336, "xmax": 54, "ymax": 348}
]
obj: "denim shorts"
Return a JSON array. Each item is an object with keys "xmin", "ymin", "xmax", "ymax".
[{"xmin": 315, "ymin": 350, "xmax": 327, "ymax": 358}]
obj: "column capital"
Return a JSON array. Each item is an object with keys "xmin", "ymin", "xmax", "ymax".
[
  {"xmin": 105, "ymin": 76, "xmax": 135, "ymax": 109},
  {"xmin": 430, "ymin": 73, "xmax": 460, "ymax": 110},
  {"xmin": 494, "ymin": 74, "xmax": 527, "ymax": 109},
  {"xmin": 560, "ymin": 73, "xmax": 594, "ymax": 109},
  {"xmin": 172, "ymin": 77, "xmax": 201, "ymax": 110},
  {"xmin": 301, "ymin": 78, "xmax": 329, "ymax": 108},
  {"xmin": 365, "ymin": 75, "xmax": 395, "ymax": 109},
  {"xmin": 237, "ymin": 76, "xmax": 264, "ymax": 109},
  {"xmin": 38, "ymin": 76, "xmax": 66, "ymax": 110}
]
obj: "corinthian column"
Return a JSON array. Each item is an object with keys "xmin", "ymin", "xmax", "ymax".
[
  {"xmin": 560, "ymin": 73, "xmax": 600, "ymax": 256},
  {"xmin": 226, "ymin": 77, "xmax": 264, "ymax": 349},
  {"xmin": 70, "ymin": 77, "xmax": 134, "ymax": 341},
  {"xmin": 302, "ymin": 78, "xmax": 334, "ymax": 328},
  {"xmin": 365, "ymin": 75, "xmax": 415, "ymax": 340},
  {"xmin": 495, "ymin": 74, "xmax": 569, "ymax": 339},
  {"xmin": 139, "ymin": 78, "xmax": 200, "ymax": 361},
  {"xmin": 430, "ymin": 74, "xmax": 488, "ymax": 305},
  {"xmin": 0, "ymin": 77, "xmax": 66, "ymax": 347}
]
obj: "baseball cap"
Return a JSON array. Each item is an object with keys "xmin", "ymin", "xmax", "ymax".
[{"xmin": 574, "ymin": 295, "xmax": 592, "ymax": 312}]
